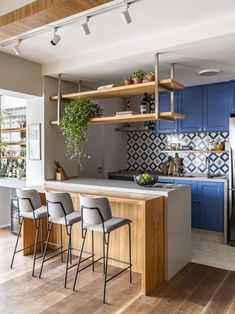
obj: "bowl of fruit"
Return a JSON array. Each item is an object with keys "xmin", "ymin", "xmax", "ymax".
[{"xmin": 134, "ymin": 172, "xmax": 158, "ymax": 187}]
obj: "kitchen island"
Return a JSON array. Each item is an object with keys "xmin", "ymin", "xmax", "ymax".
[{"xmin": 25, "ymin": 178, "xmax": 191, "ymax": 295}]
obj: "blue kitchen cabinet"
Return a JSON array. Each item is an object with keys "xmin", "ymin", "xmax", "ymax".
[
  {"xmin": 178, "ymin": 87, "xmax": 203, "ymax": 133},
  {"xmin": 158, "ymin": 178, "xmax": 175, "ymax": 183},
  {"xmin": 197, "ymin": 181, "xmax": 224, "ymax": 232},
  {"xmin": 176, "ymin": 179, "xmax": 199, "ymax": 228},
  {"xmin": 229, "ymin": 80, "xmax": 235, "ymax": 114},
  {"xmin": 155, "ymin": 92, "xmax": 178, "ymax": 133},
  {"xmin": 203, "ymin": 83, "xmax": 230, "ymax": 132}
]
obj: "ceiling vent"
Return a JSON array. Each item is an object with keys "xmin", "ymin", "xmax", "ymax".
[{"xmin": 198, "ymin": 69, "xmax": 220, "ymax": 76}]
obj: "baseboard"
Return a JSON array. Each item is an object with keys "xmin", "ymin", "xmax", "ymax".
[{"xmin": 0, "ymin": 224, "xmax": 10, "ymax": 229}]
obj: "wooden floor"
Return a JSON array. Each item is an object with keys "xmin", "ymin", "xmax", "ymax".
[{"xmin": 1, "ymin": 228, "xmax": 235, "ymax": 314}]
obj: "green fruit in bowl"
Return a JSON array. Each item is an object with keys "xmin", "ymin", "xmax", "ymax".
[{"xmin": 134, "ymin": 172, "xmax": 158, "ymax": 187}]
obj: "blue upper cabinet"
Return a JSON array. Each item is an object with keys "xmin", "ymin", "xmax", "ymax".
[
  {"xmin": 197, "ymin": 181, "xmax": 224, "ymax": 232},
  {"xmin": 203, "ymin": 83, "xmax": 230, "ymax": 132},
  {"xmin": 229, "ymin": 81, "xmax": 235, "ymax": 114},
  {"xmin": 155, "ymin": 92, "xmax": 178, "ymax": 133},
  {"xmin": 178, "ymin": 87, "xmax": 203, "ymax": 133}
]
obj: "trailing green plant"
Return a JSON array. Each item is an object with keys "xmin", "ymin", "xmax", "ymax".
[
  {"xmin": 133, "ymin": 70, "xmax": 145, "ymax": 78},
  {"xmin": 60, "ymin": 99, "xmax": 103, "ymax": 164},
  {"xmin": 124, "ymin": 75, "xmax": 133, "ymax": 81}
]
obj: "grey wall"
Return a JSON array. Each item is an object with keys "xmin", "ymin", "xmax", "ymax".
[
  {"xmin": 0, "ymin": 188, "xmax": 11, "ymax": 228},
  {"xmin": 26, "ymin": 96, "xmax": 45, "ymax": 186},
  {"xmin": 0, "ymin": 52, "xmax": 42, "ymax": 96}
]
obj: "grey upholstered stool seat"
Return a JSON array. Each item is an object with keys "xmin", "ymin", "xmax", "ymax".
[
  {"xmin": 73, "ymin": 194, "xmax": 132, "ymax": 303},
  {"xmin": 39, "ymin": 192, "xmax": 81, "ymax": 288},
  {"xmin": 10, "ymin": 189, "xmax": 48, "ymax": 277},
  {"xmin": 21, "ymin": 206, "xmax": 47, "ymax": 219},
  {"xmin": 84, "ymin": 216, "xmax": 131, "ymax": 233}
]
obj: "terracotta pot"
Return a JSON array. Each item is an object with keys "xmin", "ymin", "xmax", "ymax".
[
  {"xmin": 147, "ymin": 75, "xmax": 155, "ymax": 82},
  {"xmin": 133, "ymin": 77, "xmax": 143, "ymax": 84},
  {"xmin": 124, "ymin": 79, "xmax": 133, "ymax": 85}
]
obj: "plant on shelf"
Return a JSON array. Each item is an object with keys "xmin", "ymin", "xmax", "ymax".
[
  {"xmin": 146, "ymin": 71, "xmax": 155, "ymax": 82},
  {"xmin": 133, "ymin": 70, "xmax": 145, "ymax": 84},
  {"xmin": 124, "ymin": 76, "xmax": 133, "ymax": 86},
  {"xmin": 60, "ymin": 99, "xmax": 103, "ymax": 165}
]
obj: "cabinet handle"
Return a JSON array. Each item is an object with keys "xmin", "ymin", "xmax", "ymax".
[{"xmin": 198, "ymin": 200, "xmax": 202, "ymax": 204}]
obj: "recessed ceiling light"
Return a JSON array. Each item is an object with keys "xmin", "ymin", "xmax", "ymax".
[{"xmin": 198, "ymin": 69, "xmax": 220, "ymax": 77}]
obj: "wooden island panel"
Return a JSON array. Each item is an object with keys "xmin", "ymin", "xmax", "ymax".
[{"xmin": 22, "ymin": 190, "xmax": 165, "ymax": 295}]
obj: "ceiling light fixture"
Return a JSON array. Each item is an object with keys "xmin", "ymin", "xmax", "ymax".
[
  {"xmin": 80, "ymin": 17, "xmax": 91, "ymax": 36},
  {"xmin": 13, "ymin": 39, "xmax": 22, "ymax": 56},
  {"xmin": 199, "ymin": 69, "xmax": 220, "ymax": 77},
  {"xmin": 51, "ymin": 28, "xmax": 61, "ymax": 46},
  {"xmin": 121, "ymin": 4, "xmax": 132, "ymax": 24}
]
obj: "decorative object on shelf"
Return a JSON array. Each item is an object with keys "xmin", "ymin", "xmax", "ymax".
[
  {"xmin": 140, "ymin": 93, "xmax": 152, "ymax": 114},
  {"xmin": 146, "ymin": 71, "xmax": 155, "ymax": 82},
  {"xmin": 216, "ymin": 142, "xmax": 225, "ymax": 151},
  {"xmin": 134, "ymin": 172, "xmax": 158, "ymax": 187},
  {"xmin": 124, "ymin": 76, "xmax": 133, "ymax": 85},
  {"xmin": 28, "ymin": 123, "xmax": 41, "ymax": 160},
  {"xmin": 115, "ymin": 110, "xmax": 137, "ymax": 116},
  {"xmin": 60, "ymin": 99, "xmax": 103, "ymax": 164},
  {"xmin": 133, "ymin": 70, "xmax": 145, "ymax": 84},
  {"xmin": 97, "ymin": 84, "xmax": 117, "ymax": 90},
  {"xmin": 173, "ymin": 153, "xmax": 184, "ymax": 176},
  {"xmin": 54, "ymin": 160, "xmax": 68, "ymax": 181}
]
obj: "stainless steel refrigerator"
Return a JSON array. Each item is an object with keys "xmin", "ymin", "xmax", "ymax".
[{"xmin": 229, "ymin": 114, "xmax": 235, "ymax": 245}]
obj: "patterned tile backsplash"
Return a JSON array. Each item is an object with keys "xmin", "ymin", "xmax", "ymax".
[{"xmin": 127, "ymin": 131, "xmax": 229, "ymax": 175}]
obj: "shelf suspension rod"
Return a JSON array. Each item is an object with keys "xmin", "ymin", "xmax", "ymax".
[
  {"xmin": 170, "ymin": 63, "xmax": 175, "ymax": 113},
  {"xmin": 155, "ymin": 53, "xmax": 160, "ymax": 118},
  {"xmin": 57, "ymin": 74, "xmax": 62, "ymax": 125}
]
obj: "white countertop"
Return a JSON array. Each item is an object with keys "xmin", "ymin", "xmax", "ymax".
[
  {"xmin": 45, "ymin": 178, "xmax": 188, "ymax": 196},
  {"xmin": 0, "ymin": 178, "xmax": 26, "ymax": 188}
]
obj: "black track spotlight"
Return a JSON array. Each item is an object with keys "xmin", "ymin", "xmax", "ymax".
[{"xmin": 51, "ymin": 28, "xmax": 61, "ymax": 46}]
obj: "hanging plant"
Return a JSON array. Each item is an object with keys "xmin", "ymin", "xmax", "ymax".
[{"xmin": 60, "ymin": 99, "xmax": 103, "ymax": 163}]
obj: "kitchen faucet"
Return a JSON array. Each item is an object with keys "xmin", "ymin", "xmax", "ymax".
[{"xmin": 206, "ymin": 156, "xmax": 213, "ymax": 178}]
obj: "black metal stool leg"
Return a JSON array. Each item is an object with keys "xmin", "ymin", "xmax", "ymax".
[
  {"xmin": 40, "ymin": 218, "xmax": 43, "ymax": 256},
  {"xmin": 92, "ymin": 231, "xmax": 95, "ymax": 272},
  {"xmin": 64, "ymin": 225, "xmax": 72, "ymax": 288},
  {"xmin": 128, "ymin": 223, "xmax": 132, "ymax": 284},
  {"xmin": 39, "ymin": 222, "xmax": 52, "ymax": 278},
  {"xmin": 103, "ymin": 233, "xmax": 110, "ymax": 304},
  {"xmin": 102, "ymin": 235, "xmax": 106, "ymax": 276},
  {"xmin": 60, "ymin": 225, "xmax": 63, "ymax": 262},
  {"xmin": 73, "ymin": 229, "xmax": 87, "ymax": 291},
  {"xmin": 32, "ymin": 219, "xmax": 40, "ymax": 277},
  {"xmin": 10, "ymin": 217, "xmax": 23, "ymax": 269}
]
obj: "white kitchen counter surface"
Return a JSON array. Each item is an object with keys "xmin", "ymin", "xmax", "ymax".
[
  {"xmin": 0, "ymin": 178, "xmax": 26, "ymax": 188},
  {"xmin": 45, "ymin": 177, "xmax": 188, "ymax": 196}
]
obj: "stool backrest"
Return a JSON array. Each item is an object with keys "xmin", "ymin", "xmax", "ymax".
[
  {"xmin": 16, "ymin": 189, "xmax": 42, "ymax": 213},
  {"xmin": 79, "ymin": 195, "xmax": 112, "ymax": 225},
  {"xmin": 46, "ymin": 192, "xmax": 74, "ymax": 218}
]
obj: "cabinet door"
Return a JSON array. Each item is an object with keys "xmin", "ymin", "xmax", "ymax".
[
  {"xmin": 229, "ymin": 81, "xmax": 235, "ymax": 114},
  {"xmin": 178, "ymin": 87, "xmax": 203, "ymax": 133},
  {"xmin": 176, "ymin": 179, "xmax": 199, "ymax": 228},
  {"xmin": 155, "ymin": 92, "xmax": 178, "ymax": 133},
  {"xmin": 203, "ymin": 83, "xmax": 230, "ymax": 131},
  {"xmin": 197, "ymin": 181, "xmax": 224, "ymax": 232}
]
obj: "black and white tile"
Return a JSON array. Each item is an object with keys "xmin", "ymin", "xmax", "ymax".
[{"xmin": 127, "ymin": 131, "xmax": 229, "ymax": 175}]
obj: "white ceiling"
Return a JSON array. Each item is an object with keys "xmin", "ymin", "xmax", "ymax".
[
  {"xmin": 1, "ymin": 0, "xmax": 235, "ymax": 86},
  {"xmin": 0, "ymin": 0, "xmax": 35, "ymax": 16}
]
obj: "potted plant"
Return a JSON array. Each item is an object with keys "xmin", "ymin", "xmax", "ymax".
[
  {"xmin": 60, "ymin": 99, "xmax": 103, "ymax": 166},
  {"xmin": 146, "ymin": 71, "xmax": 155, "ymax": 82},
  {"xmin": 133, "ymin": 70, "xmax": 145, "ymax": 84},
  {"xmin": 124, "ymin": 76, "xmax": 133, "ymax": 85}
]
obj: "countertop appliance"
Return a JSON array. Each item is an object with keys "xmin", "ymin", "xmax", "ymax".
[{"xmin": 229, "ymin": 114, "xmax": 235, "ymax": 245}]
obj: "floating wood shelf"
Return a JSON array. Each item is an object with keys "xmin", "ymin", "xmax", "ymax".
[
  {"xmin": 1, "ymin": 127, "xmax": 26, "ymax": 132},
  {"xmin": 3, "ymin": 141, "xmax": 26, "ymax": 146},
  {"xmin": 162, "ymin": 150, "xmax": 229, "ymax": 154},
  {"xmin": 49, "ymin": 112, "xmax": 185, "ymax": 126},
  {"xmin": 1, "ymin": 156, "xmax": 26, "ymax": 160},
  {"xmin": 50, "ymin": 80, "xmax": 184, "ymax": 101}
]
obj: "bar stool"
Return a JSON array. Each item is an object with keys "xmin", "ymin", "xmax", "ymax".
[
  {"xmin": 73, "ymin": 194, "xmax": 132, "ymax": 303},
  {"xmin": 39, "ymin": 192, "xmax": 81, "ymax": 288},
  {"xmin": 10, "ymin": 189, "xmax": 48, "ymax": 277}
]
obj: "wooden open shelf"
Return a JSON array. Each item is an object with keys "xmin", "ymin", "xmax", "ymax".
[
  {"xmin": 1, "ymin": 156, "xmax": 26, "ymax": 160},
  {"xmin": 1, "ymin": 127, "xmax": 26, "ymax": 132},
  {"xmin": 50, "ymin": 80, "xmax": 184, "ymax": 101},
  {"xmin": 162, "ymin": 150, "xmax": 229, "ymax": 154},
  {"xmin": 50, "ymin": 112, "xmax": 185, "ymax": 126},
  {"xmin": 3, "ymin": 141, "xmax": 26, "ymax": 146}
]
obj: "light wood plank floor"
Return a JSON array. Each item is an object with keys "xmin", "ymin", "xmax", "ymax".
[{"xmin": 1, "ymin": 228, "xmax": 235, "ymax": 314}]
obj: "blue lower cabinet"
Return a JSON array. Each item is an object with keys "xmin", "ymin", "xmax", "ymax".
[
  {"xmin": 197, "ymin": 181, "xmax": 224, "ymax": 232},
  {"xmin": 176, "ymin": 180, "xmax": 199, "ymax": 228},
  {"xmin": 158, "ymin": 178, "xmax": 175, "ymax": 183}
]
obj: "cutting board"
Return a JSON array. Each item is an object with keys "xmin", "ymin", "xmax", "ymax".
[{"xmin": 168, "ymin": 160, "xmax": 175, "ymax": 176}]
